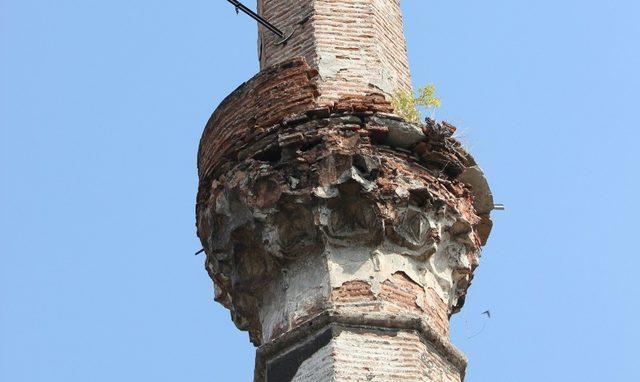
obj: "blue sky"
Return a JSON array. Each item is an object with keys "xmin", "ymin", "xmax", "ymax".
[{"xmin": 1, "ymin": 0, "xmax": 639, "ymax": 381}]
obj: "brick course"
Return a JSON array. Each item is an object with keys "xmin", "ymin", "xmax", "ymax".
[
  {"xmin": 266, "ymin": 326, "xmax": 463, "ymax": 382},
  {"xmin": 331, "ymin": 273, "xmax": 451, "ymax": 338}
]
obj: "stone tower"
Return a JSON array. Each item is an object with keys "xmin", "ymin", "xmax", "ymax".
[{"xmin": 196, "ymin": 1, "xmax": 495, "ymax": 381}]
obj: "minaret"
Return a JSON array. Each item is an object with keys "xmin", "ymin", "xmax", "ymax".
[{"xmin": 196, "ymin": 1, "xmax": 495, "ymax": 381}]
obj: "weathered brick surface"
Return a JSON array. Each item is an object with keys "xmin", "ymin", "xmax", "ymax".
[
  {"xmin": 197, "ymin": 58, "xmax": 396, "ymax": 193},
  {"xmin": 331, "ymin": 329, "xmax": 462, "ymax": 382},
  {"xmin": 258, "ymin": 0, "xmax": 412, "ymax": 104},
  {"xmin": 331, "ymin": 280, "xmax": 375, "ymax": 304},
  {"xmin": 380, "ymin": 272, "xmax": 428, "ymax": 313},
  {"xmin": 197, "ymin": 58, "xmax": 319, "ymax": 183},
  {"xmin": 274, "ymin": 327, "xmax": 463, "ymax": 382},
  {"xmin": 258, "ymin": 0, "xmax": 316, "ymax": 69},
  {"xmin": 331, "ymin": 273, "xmax": 450, "ymax": 338}
]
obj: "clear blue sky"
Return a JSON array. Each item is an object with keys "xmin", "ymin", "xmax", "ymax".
[{"xmin": 1, "ymin": 1, "xmax": 639, "ymax": 381}]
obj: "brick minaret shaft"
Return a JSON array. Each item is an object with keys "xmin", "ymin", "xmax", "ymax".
[
  {"xmin": 196, "ymin": 1, "xmax": 495, "ymax": 381},
  {"xmin": 258, "ymin": 0, "xmax": 412, "ymax": 103}
]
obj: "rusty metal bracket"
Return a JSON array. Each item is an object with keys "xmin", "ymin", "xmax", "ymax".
[{"xmin": 274, "ymin": 26, "xmax": 295, "ymax": 45}]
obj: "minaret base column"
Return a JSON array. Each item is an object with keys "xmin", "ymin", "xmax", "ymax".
[{"xmin": 255, "ymin": 313, "xmax": 467, "ymax": 382}]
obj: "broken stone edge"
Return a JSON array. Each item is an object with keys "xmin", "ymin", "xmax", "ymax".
[{"xmin": 197, "ymin": 58, "xmax": 494, "ymax": 235}]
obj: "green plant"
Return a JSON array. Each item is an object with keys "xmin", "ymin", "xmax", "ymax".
[{"xmin": 391, "ymin": 85, "xmax": 441, "ymax": 123}]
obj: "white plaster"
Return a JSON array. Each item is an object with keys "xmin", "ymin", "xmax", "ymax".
[
  {"xmin": 326, "ymin": 245, "xmax": 444, "ymax": 303},
  {"xmin": 323, "ymin": 206, "xmax": 473, "ymax": 310},
  {"xmin": 260, "ymin": 251, "xmax": 331, "ymax": 343}
]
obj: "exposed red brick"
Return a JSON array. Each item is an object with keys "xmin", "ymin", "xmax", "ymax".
[
  {"xmin": 198, "ymin": 58, "xmax": 319, "ymax": 183},
  {"xmin": 331, "ymin": 280, "xmax": 375, "ymax": 303},
  {"xmin": 331, "ymin": 273, "xmax": 451, "ymax": 338}
]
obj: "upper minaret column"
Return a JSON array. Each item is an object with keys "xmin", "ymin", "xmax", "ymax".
[{"xmin": 257, "ymin": 0, "xmax": 413, "ymax": 103}]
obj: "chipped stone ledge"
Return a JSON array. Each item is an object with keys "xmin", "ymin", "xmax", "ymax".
[
  {"xmin": 197, "ymin": 57, "xmax": 493, "ymax": 230},
  {"xmin": 196, "ymin": 108, "xmax": 494, "ymax": 345},
  {"xmin": 198, "ymin": 105, "xmax": 494, "ymax": 238},
  {"xmin": 253, "ymin": 310, "xmax": 468, "ymax": 382}
]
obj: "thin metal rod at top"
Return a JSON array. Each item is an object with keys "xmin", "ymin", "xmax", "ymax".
[{"xmin": 226, "ymin": 0, "xmax": 285, "ymax": 39}]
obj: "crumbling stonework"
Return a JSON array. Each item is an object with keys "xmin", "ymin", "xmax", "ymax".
[
  {"xmin": 197, "ymin": 1, "xmax": 494, "ymax": 380},
  {"xmin": 197, "ymin": 63, "xmax": 493, "ymax": 378}
]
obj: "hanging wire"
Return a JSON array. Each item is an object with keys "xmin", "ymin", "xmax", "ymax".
[{"xmin": 225, "ymin": 0, "xmax": 285, "ymax": 39}]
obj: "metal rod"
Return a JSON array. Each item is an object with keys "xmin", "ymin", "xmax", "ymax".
[{"xmin": 226, "ymin": 0, "xmax": 285, "ymax": 39}]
